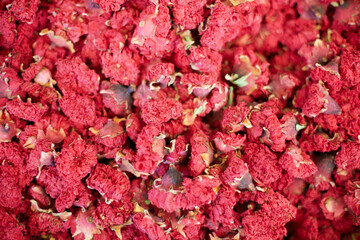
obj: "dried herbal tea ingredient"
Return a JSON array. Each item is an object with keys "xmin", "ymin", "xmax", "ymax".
[{"xmin": 1, "ymin": 0, "xmax": 360, "ymax": 239}]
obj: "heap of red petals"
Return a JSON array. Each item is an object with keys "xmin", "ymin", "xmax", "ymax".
[{"xmin": 1, "ymin": 0, "xmax": 360, "ymax": 239}]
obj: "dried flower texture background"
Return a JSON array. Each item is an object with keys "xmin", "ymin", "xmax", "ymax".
[{"xmin": 1, "ymin": 0, "xmax": 360, "ymax": 239}]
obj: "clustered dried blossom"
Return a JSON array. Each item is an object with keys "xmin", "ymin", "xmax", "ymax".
[{"xmin": 1, "ymin": 0, "xmax": 360, "ymax": 239}]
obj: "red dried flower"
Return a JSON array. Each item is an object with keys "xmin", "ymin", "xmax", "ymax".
[
  {"xmin": 90, "ymin": 118, "xmax": 127, "ymax": 148},
  {"xmin": 8, "ymin": 0, "xmax": 40, "ymax": 23},
  {"xmin": 59, "ymin": 93, "xmax": 97, "ymax": 127},
  {"xmin": 200, "ymin": 2, "xmax": 241, "ymax": 51},
  {"xmin": 188, "ymin": 130, "xmax": 213, "ymax": 177},
  {"xmin": 294, "ymin": 82, "xmax": 341, "ymax": 117},
  {"xmin": 28, "ymin": 212, "xmax": 67, "ymax": 236},
  {"xmin": 171, "ymin": 0, "xmax": 206, "ymax": 30},
  {"xmin": 242, "ymin": 191, "xmax": 297, "ymax": 240},
  {"xmin": 100, "ymin": 50, "xmax": 140, "ymax": 86},
  {"xmin": 221, "ymin": 151, "xmax": 254, "ymax": 190},
  {"xmin": 132, "ymin": 213, "xmax": 171, "ymax": 240},
  {"xmin": 93, "ymin": 0, "xmax": 125, "ymax": 12},
  {"xmin": 133, "ymin": 124, "xmax": 165, "ymax": 174},
  {"xmin": 165, "ymin": 135, "xmax": 189, "ymax": 164},
  {"xmin": 339, "ymin": 48, "xmax": 360, "ymax": 88},
  {"xmin": 243, "ymin": 143, "xmax": 282, "ymax": 185},
  {"xmin": 146, "ymin": 62, "xmax": 175, "ymax": 87},
  {"xmin": 221, "ymin": 102, "xmax": 251, "ymax": 133},
  {"xmin": 125, "ymin": 113, "xmax": 143, "ymax": 142},
  {"xmin": 142, "ymin": 98, "xmax": 183, "ymax": 124},
  {"xmin": 0, "ymin": 206, "xmax": 27, "ymax": 239},
  {"xmin": 0, "ymin": 12, "xmax": 17, "ymax": 49},
  {"xmin": 335, "ymin": 142, "xmax": 360, "ymax": 170},
  {"xmin": 55, "ymin": 57, "xmax": 100, "ymax": 96},
  {"xmin": 93, "ymin": 197, "xmax": 133, "ymax": 228},
  {"xmin": 56, "ymin": 136, "xmax": 97, "ymax": 181},
  {"xmin": 281, "ymin": 18, "xmax": 318, "ymax": 51},
  {"xmin": 7, "ymin": 98, "xmax": 49, "ymax": 122},
  {"xmin": 279, "ymin": 145, "xmax": 318, "ymax": 178},
  {"xmin": 147, "ymin": 187, "xmax": 185, "ymax": 213},
  {"xmin": 0, "ymin": 142, "xmax": 34, "ymax": 208},
  {"xmin": 320, "ymin": 189, "xmax": 346, "ymax": 220},
  {"xmin": 208, "ymin": 185, "xmax": 239, "ymax": 230},
  {"xmin": 188, "ymin": 46, "xmax": 222, "ymax": 74},
  {"xmin": 130, "ymin": 2, "xmax": 175, "ymax": 60},
  {"xmin": 183, "ymin": 176, "xmax": 222, "ymax": 209},
  {"xmin": 86, "ymin": 164, "xmax": 130, "ymax": 202}
]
